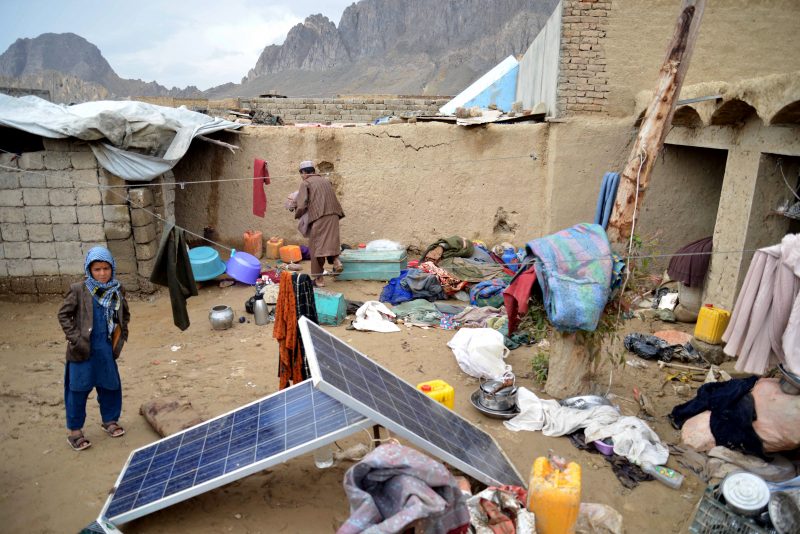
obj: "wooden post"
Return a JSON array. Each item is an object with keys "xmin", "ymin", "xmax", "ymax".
[{"xmin": 606, "ymin": 0, "xmax": 706, "ymax": 243}]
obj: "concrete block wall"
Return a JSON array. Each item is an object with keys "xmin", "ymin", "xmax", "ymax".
[
  {"xmin": 557, "ymin": 0, "xmax": 610, "ymax": 114},
  {"xmin": 236, "ymin": 97, "xmax": 450, "ymax": 123},
  {"xmin": 0, "ymin": 139, "xmax": 162, "ymax": 296}
]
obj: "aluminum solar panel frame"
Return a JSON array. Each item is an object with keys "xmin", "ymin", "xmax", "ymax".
[
  {"xmin": 298, "ymin": 317, "xmax": 526, "ymax": 488},
  {"xmin": 99, "ymin": 380, "xmax": 369, "ymax": 525}
]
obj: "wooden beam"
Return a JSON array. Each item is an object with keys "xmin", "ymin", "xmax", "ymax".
[
  {"xmin": 196, "ymin": 135, "xmax": 240, "ymax": 153},
  {"xmin": 607, "ymin": 0, "xmax": 706, "ymax": 243}
]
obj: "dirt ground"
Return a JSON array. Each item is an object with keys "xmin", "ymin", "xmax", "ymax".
[{"xmin": 0, "ymin": 273, "xmax": 707, "ymax": 533}]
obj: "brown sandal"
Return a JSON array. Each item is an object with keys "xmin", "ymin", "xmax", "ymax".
[
  {"xmin": 68, "ymin": 432, "xmax": 92, "ymax": 451},
  {"xmin": 101, "ymin": 422, "xmax": 125, "ymax": 437}
]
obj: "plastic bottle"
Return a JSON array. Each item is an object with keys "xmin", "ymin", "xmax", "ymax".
[
  {"xmin": 641, "ymin": 462, "xmax": 683, "ymax": 489},
  {"xmin": 313, "ymin": 445, "xmax": 334, "ymax": 468},
  {"xmin": 502, "ymin": 247, "xmax": 519, "ymax": 272},
  {"xmin": 254, "ymin": 294, "xmax": 269, "ymax": 325}
]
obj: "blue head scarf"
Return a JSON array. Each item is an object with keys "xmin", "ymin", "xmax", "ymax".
[{"xmin": 83, "ymin": 246, "xmax": 122, "ymax": 340}]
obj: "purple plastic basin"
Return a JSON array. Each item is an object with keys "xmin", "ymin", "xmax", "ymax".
[{"xmin": 225, "ymin": 250, "xmax": 261, "ymax": 285}]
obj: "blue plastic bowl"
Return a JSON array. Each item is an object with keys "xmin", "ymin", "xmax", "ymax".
[
  {"xmin": 225, "ymin": 250, "xmax": 261, "ymax": 285},
  {"xmin": 189, "ymin": 246, "xmax": 226, "ymax": 281}
]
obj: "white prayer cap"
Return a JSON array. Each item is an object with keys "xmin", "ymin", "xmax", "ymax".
[{"xmin": 299, "ymin": 160, "xmax": 314, "ymax": 171}]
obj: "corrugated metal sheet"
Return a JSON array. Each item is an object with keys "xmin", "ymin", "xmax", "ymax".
[{"xmin": 516, "ymin": 1, "xmax": 562, "ymax": 116}]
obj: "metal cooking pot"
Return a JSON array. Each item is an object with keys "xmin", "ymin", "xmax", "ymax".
[{"xmin": 478, "ymin": 374, "xmax": 518, "ymax": 412}]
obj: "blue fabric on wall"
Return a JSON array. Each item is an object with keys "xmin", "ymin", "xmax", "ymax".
[{"xmin": 594, "ymin": 171, "xmax": 620, "ymax": 230}]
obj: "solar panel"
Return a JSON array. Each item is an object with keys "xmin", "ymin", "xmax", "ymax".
[
  {"xmin": 298, "ymin": 317, "xmax": 526, "ymax": 488},
  {"xmin": 100, "ymin": 380, "xmax": 369, "ymax": 525}
]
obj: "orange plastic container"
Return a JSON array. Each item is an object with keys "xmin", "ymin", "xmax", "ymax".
[
  {"xmin": 279, "ymin": 245, "xmax": 302, "ymax": 263},
  {"xmin": 694, "ymin": 304, "xmax": 731, "ymax": 345},
  {"xmin": 266, "ymin": 237, "xmax": 284, "ymax": 259},
  {"xmin": 416, "ymin": 379, "xmax": 455, "ymax": 409},
  {"xmin": 243, "ymin": 230, "xmax": 263, "ymax": 258},
  {"xmin": 528, "ymin": 457, "xmax": 582, "ymax": 534}
]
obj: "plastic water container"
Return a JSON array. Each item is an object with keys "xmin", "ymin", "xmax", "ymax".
[
  {"xmin": 416, "ymin": 380, "xmax": 455, "ymax": 409},
  {"xmin": 502, "ymin": 247, "xmax": 519, "ymax": 272},
  {"xmin": 528, "ymin": 456, "xmax": 581, "ymax": 534},
  {"xmin": 266, "ymin": 237, "xmax": 284, "ymax": 259},
  {"xmin": 279, "ymin": 245, "xmax": 302, "ymax": 263},
  {"xmin": 243, "ymin": 230, "xmax": 263, "ymax": 258},
  {"xmin": 694, "ymin": 304, "xmax": 731, "ymax": 344}
]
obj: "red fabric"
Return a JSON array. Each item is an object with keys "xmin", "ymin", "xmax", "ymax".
[
  {"xmin": 253, "ymin": 159, "xmax": 270, "ymax": 217},
  {"xmin": 503, "ymin": 268, "xmax": 537, "ymax": 335}
]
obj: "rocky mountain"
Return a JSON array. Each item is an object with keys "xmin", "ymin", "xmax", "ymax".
[
  {"xmin": 0, "ymin": 33, "xmax": 202, "ymax": 102},
  {"xmin": 220, "ymin": 0, "xmax": 558, "ymax": 98}
]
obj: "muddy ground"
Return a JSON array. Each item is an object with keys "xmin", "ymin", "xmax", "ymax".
[{"xmin": 0, "ymin": 274, "xmax": 707, "ymax": 533}]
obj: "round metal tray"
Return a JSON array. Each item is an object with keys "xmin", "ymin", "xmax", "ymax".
[{"xmin": 470, "ymin": 389, "xmax": 520, "ymax": 420}]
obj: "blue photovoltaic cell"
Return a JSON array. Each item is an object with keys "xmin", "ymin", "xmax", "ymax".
[
  {"xmin": 299, "ymin": 317, "xmax": 525, "ymax": 487},
  {"xmin": 103, "ymin": 380, "xmax": 367, "ymax": 523}
]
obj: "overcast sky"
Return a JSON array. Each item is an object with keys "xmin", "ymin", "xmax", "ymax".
[{"xmin": 0, "ymin": 0, "xmax": 355, "ymax": 90}]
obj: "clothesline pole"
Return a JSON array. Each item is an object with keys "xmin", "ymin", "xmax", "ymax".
[{"xmin": 606, "ymin": 0, "xmax": 705, "ymax": 244}]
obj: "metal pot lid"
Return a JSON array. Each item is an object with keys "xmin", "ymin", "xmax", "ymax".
[{"xmin": 722, "ymin": 473, "xmax": 770, "ymax": 513}]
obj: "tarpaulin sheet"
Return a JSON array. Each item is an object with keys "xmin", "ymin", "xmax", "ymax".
[{"xmin": 0, "ymin": 94, "xmax": 241, "ymax": 181}]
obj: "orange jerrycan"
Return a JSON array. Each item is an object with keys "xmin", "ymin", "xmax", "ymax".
[
  {"xmin": 528, "ymin": 456, "xmax": 582, "ymax": 534},
  {"xmin": 243, "ymin": 230, "xmax": 263, "ymax": 258},
  {"xmin": 266, "ymin": 236, "xmax": 284, "ymax": 259}
]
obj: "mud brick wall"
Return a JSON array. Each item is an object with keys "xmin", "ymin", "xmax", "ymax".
[
  {"xmin": 0, "ymin": 139, "xmax": 166, "ymax": 297},
  {"xmin": 557, "ymin": 0, "xmax": 610, "ymax": 114},
  {"xmin": 236, "ymin": 97, "xmax": 450, "ymax": 123}
]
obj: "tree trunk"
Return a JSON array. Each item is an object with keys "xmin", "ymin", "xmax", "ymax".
[{"xmin": 606, "ymin": 0, "xmax": 706, "ymax": 243}]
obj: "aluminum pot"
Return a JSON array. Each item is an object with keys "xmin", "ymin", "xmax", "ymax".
[
  {"xmin": 478, "ymin": 376, "xmax": 518, "ymax": 412},
  {"xmin": 209, "ymin": 305, "xmax": 234, "ymax": 330}
]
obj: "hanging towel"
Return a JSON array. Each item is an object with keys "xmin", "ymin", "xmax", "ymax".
[
  {"xmin": 504, "ymin": 267, "xmax": 538, "ymax": 335},
  {"xmin": 593, "ymin": 171, "xmax": 620, "ymax": 230},
  {"xmin": 253, "ymin": 158, "xmax": 270, "ymax": 217},
  {"xmin": 149, "ymin": 223, "xmax": 198, "ymax": 331}
]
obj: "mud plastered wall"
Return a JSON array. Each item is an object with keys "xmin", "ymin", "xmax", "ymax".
[{"xmin": 173, "ymin": 123, "xmax": 549, "ymax": 252}]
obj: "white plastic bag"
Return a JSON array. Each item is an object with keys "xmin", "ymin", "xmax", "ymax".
[
  {"xmin": 447, "ymin": 328, "xmax": 510, "ymax": 379},
  {"xmin": 365, "ymin": 239, "xmax": 405, "ymax": 251}
]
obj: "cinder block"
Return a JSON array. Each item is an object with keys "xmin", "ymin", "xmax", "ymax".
[
  {"xmin": 102, "ymin": 205, "xmax": 130, "ymax": 223},
  {"xmin": 50, "ymin": 189, "xmax": 77, "ymax": 206},
  {"xmin": 128, "ymin": 188, "xmax": 154, "ymax": 208},
  {"xmin": 130, "ymin": 208, "xmax": 155, "ymax": 227},
  {"xmin": 42, "ymin": 138, "xmax": 72, "ymax": 152},
  {"xmin": 28, "ymin": 224, "xmax": 54, "ymax": 242},
  {"xmin": 52, "ymin": 224, "xmax": 80, "ymax": 242},
  {"xmin": 50, "ymin": 206, "xmax": 77, "ymax": 224},
  {"xmin": 22, "ymin": 188, "xmax": 50, "ymax": 206},
  {"xmin": 115, "ymin": 256, "xmax": 138, "ymax": 275},
  {"xmin": 117, "ymin": 273, "xmax": 140, "ymax": 292},
  {"xmin": 137, "ymin": 277, "xmax": 158, "ymax": 294},
  {"xmin": 0, "ymin": 243, "xmax": 3, "ymax": 259},
  {"xmin": 133, "ymin": 223, "xmax": 158, "ymax": 244},
  {"xmin": 0, "ymin": 207, "xmax": 28, "ymax": 226},
  {"xmin": 35, "ymin": 276, "xmax": 64, "ymax": 294},
  {"xmin": 30, "ymin": 242, "xmax": 56, "ymax": 259},
  {"xmin": 46, "ymin": 171, "xmax": 73, "ymax": 188},
  {"xmin": 61, "ymin": 274, "xmax": 83, "ymax": 291},
  {"xmin": 10, "ymin": 273, "xmax": 37, "ymax": 291},
  {"xmin": 81, "ymin": 242, "xmax": 107, "ymax": 256},
  {"xmin": 137, "ymin": 257, "xmax": 157, "ymax": 278},
  {"xmin": 19, "ymin": 171, "xmax": 45, "ymax": 188},
  {"xmin": 32, "ymin": 259, "xmax": 60, "ymax": 275},
  {"xmin": 58, "ymin": 259, "xmax": 84, "ymax": 275},
  {"xmin": 0, "ymin": 171, "xmax": 19, "ymax": 189},
  {"xmin": 77, "ymin": 205, "xmax": 103, "ymax": 224},
  {"xmin": 55, "ymin": 241, "xmax": 82, "ymax": 260},
  {"xmin": 100, "ymin": 171, "xmax": 127, "ymax": 205},
  {"xmin": 0, "ymin": 260, "xmax": 6, "ymax": 277},
  {"xmin": 18, "ymin": 152, "xmax": 45, "ymax": 170},
  {"xmin": 76, "ymin": 188, "xmax": 102, "ymax": 206},
  {"xmin": 71, "ymin": 152, "xmax": 98, "ymax": 170},
  {"xmin": 23, "ymin": 206, "xmax": 49, "ymax": 224},
  {"xmin": 104, "ymin": 222, "xmax": 131, "ymax": 240},
  {"xmin": 0, "ymin": 190, "xmax": 23, "ymax": 207},
  {"xmin": 0, "ymin": 223, "xmax": 27, "ymax": 241},
  {"xmin": 72, "ymin": 169, "xmax": 99, "ymax": 186},
  {"xmin": 5, "ymin": 242, "xmax": 31, "ymax": 259},
  {"xmin": 79, "ymin": 224, "xmax": 106, "ymax": 241},
  {"xmin": 135, "ymin": 240, "xmax": 159, "ymax": 261},
  {"xmin": 44, "ymin": 152, "xmax": 71, "ymax": 170}
]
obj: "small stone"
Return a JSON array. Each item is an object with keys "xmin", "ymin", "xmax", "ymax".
[
  {"xmin": 234, "ymin": 513, "xmax": 242, "ymax": 520},
  {"xmin": 690, "ymin": 337, "xmax": 727, "ymax": 365}
]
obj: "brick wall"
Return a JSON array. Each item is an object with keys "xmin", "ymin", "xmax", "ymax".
[
  {"xmin": 0, "ymin": 139, "xmax": 169, "ymax": 297},
  {"xmin": 557, "ymin": 0, "xmax": 610, "ymax": 114}
]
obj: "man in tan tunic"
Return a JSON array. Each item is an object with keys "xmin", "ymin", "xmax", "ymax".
[{"xmin": 295, "ymin": 160, "xmax": 345, "ymax": 287}]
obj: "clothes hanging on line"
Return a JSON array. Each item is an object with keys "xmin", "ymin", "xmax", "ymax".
[
  {"xmin": 252, "ymin": 158, "xmax": 270, "ymax": 217},
  {"xmin": 593, "ymin": 171, "xmax": 620, "ymax": 230},
  {"xmin": 667, "ymin": 236, "xmax": 713, "ymax": 288},
  {"xmin": 149, "ymin": 223, "xmax": 198, "ymax": 331},
  {"xmin": 273, "ymin": 271, "xmax": 318, "ymax": 389}
]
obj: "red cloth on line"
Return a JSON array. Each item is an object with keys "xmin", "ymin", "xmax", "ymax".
[
  {"xmin": 503, "ymin": 268, "xmax": 538, "ymax": 335},
  {"xmin": 253, "ymin": 158, "xmax": 270, "ymax": 217}
]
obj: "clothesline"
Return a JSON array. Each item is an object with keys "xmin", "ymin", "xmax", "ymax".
[
  {"xmin": 0, "ymin": 159, "xmax": 764, "ymax": 267},
  {"xmin": 0, "ymin": 151, "xmax": 536, "ymax": 189}
]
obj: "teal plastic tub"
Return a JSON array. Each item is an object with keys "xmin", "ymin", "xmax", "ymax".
[
  {"xmin": 337, "ymin": 249, "xmax": 408, "ymax": 281},
  {"xmin": 314, "ymin": 289, "xmax": 346, "ymax": 326}
]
